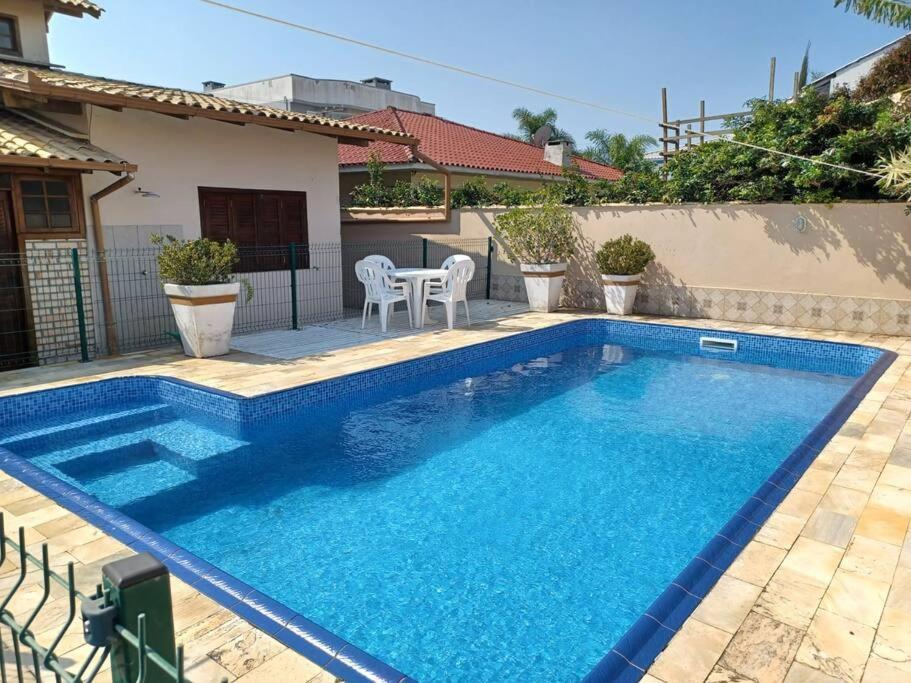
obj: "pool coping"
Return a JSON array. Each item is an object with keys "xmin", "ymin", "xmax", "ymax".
[{"xmin": 0, "ymin": 317, "xmax": 897, "ymax": 683}]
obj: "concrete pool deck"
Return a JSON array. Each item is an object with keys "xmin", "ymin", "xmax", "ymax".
[{"xmin": 0, "ymin": 311, "xmax": 909, "ymax": 683}]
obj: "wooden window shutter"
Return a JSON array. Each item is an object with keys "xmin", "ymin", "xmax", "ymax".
[{"xmin": 200, "ymin": 191, "xmax": 230, "ymax": 241}]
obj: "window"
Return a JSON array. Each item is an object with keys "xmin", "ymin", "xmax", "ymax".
[
  {"xmin": 18, "ymin": 178, "xmax": 77, "ymax": 232},
  {"xmin": 0, "ymin": 16, "xmax": 20, "ymax": 56},
  {"xmin": 198, "ymin": 188, "xmax": 309, "ymax": 271}
]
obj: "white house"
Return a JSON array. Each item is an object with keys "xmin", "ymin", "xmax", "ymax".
[
  {"xmin": 0, "ymin": 0, "xmax": 414, "ymax": 368},
  {"xmin": 810, "ymin": 33, "xmax": 909, "ymax": 96}
]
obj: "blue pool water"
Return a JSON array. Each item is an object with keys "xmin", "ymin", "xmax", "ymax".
[{"xmin": 0, "ymin": 323, "xmax": 882, "ymax": 682}]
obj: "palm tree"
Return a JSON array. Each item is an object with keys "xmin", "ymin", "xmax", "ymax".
[
  {"xmin": 579, "ymin": 130, "xmax": 657, "ymax": 172},
  {"xmin": 507, "ymin": 107, "xmax": 575, "ymax": 146},
  {"xmin": 834, "ymin": 0, "xmax": 911, "ymax": 28}
]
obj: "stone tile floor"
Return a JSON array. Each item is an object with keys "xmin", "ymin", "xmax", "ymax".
[
  {"xmin": 229, "ymin": 299, "xmax": 529, "ymax": 360},
  {"xmin": 0, "ymin": 311, "xmax": 909, "ymax": 683}
]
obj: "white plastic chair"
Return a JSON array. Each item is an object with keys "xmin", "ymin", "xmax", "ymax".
[
  {"xmin": 355, "ymin": 260, "xmax": 413, "ymax": 333},
  {"xmin": 421, "ymin": 257, "xmax": 475, "ymax": 329},
  {"xmin": 364, "ymin": 254, "xmax": 406, "ymax": 291},
  {"xmin": 424, "ymin": 254, "xmax": 468, "ymax": 308}
]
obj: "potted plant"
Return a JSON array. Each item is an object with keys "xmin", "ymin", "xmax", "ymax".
[
  {"xmin": 493, "ymin": 202, "xmax": 576, "ymax": 312},
  {"xmin": 151, "ymin": 234, "xmax": 253, "ymax": 358},
  {"xmin": 595, "ymin": 234, "xmax": 654, "ymax": 315}
]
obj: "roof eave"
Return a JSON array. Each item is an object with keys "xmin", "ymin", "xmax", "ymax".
[
  {"xmin": 0, "ymin": 76, "xmax": 418, "ymax": 146},
  {"xmin": 0, "ymin": 155, "xmax": 136, "ymax": 173},
  {"xmin": 45, "ymin": 1, "xmax": 103, "ymax": 19}
]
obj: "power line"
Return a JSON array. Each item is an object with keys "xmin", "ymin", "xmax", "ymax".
[{"xmin": 199, "ymin": 0, "xmax": 886, "ymax": 180}]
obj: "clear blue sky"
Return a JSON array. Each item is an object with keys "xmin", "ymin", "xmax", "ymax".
[{"xmin": 50, "ymin": 0, "xmax": 906, "ymax": 145}]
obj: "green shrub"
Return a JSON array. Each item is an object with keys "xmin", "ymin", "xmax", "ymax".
[
  {"xmin": 150, "ymin": 234, "xmax": 253, "ymax": 301},
  {"xmin": 855, "ymin": 35, "xmax": 911, "ymax": 101},
  {"xmin": 595, "ymin": 234, "xmax": 655, "ymax": 275},
  {"xmin": 348, "ymin": 151, "xmax": 444, "ymax": 207},
  {"xmin": 591, "ymin": 172, "xmax": 666, "ymax": 203},
  {"xmin": 493, "ymin": 202, "xmax": 576, "ymax": 264},
  {"xmin": 663, "ymin": 88, "xmax": 911, "ymax": 203},
  {"xmin": 450, "ymin": 177, "xmax": 495, "ymax": 208}
]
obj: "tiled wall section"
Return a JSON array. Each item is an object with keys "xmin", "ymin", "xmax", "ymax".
[
  {"xmin": 493, "ymin": 275, "xmax": 911, "ymax": 336},
  {"xmin": 24, "ymin": 240, "xmax": 96, "ymax": 364}
]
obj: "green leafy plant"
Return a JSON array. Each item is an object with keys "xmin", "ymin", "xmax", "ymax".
[
  {"xmin": 150, "ymin": 234, "xmax": 253, "ymax": 302},
  {"xmin": 663, "ymin": 88, "xmax": 911, "ymax": 203},
  {"xmin": 493, "ymin": 202, "xmax": 577, "ymax": 264},
  {"xmin": 579, "ymin": 130, "xmax": 657, "ymax": 172},
  {"xmin": 595, "ymin": 235, "xmax": 655, "ymax": 276},
  {"xmin": 450, "ymin": 177, "xmax": 495, "ymax": 208},
  {"xmin": 834, "ymin": 0, "xmax": 911, "ymax": 29},
  {"xmin": 506, "ymin": 107, "xmax": 574, "ymax": 146},
  {"xmin": 349, "ymin": 152, "xmax": 444, "ymax": 207},
  {"xmin": 855, "ymin": 35, "xmax": 911, "ymax": 101}
]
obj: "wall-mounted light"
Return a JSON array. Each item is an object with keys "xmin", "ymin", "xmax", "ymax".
[
  {"xmin": 792, "ymin": 214, "xmax": 808, "ymax": 233},
  {"xmin": 133, "ymin": 187, "xmax": 160, "ymax": 198}
]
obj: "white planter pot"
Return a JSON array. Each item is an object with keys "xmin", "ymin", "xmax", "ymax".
[
  {"xmin": 602, "ymin": 273, "xmax": 641, "ymax": 315},
  {"xmin": 164, "ymin": 282, "xmax": 240, "ymax": 358},
  {"xmin": 520, "ymin": 263, "xmax": 567, "ymax": 312}
]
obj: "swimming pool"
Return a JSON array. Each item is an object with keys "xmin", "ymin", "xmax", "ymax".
[{"xmin": 0, "ymin": 320, "xmax": 894, "ymax": 682}]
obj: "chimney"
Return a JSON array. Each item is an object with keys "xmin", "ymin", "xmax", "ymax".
[
  {"xmin": 361, "ymin": 77, "xmax": 392, "ymax": 90},
  {"xmin": 202, "ymin": 80, "xmax": 225, "ymax": 92},
  {"xmin": 543, "ymin": 139, "xmax": 572, "ymax": 167}
]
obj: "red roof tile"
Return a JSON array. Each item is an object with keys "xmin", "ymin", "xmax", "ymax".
[{"xmin": 338, "ymin": 108, "xmax": 622, "ymax": 181}]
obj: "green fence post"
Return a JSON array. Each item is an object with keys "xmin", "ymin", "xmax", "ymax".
[
  {"xmin": 289, "ymin": 242, "xmax": 299, "ymax": 330},
  {"xmin": 71, "ymin": 248, "xmax": 89, "ymax": 363},
  {"xmin": 421, "ymin": 238, "xmax": 428, "ymax": 268},
  {"xmin": 485, "ymin": 237, "xmax": 493, "ymax": 300},
  {"xmin": 103, "ymin": 553, "xmax": 177, "ymax": 683}
]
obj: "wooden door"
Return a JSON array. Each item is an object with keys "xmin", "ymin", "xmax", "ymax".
[{"xmin": 0, "ymin": 191, "xmax": 33, "ymax": 369}]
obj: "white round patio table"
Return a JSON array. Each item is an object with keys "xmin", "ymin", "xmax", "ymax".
[{"xmin": 391, "ymin": 267, "xmax": 447, "ymax": 328}]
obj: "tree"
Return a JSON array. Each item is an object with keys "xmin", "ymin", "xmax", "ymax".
[
  {"xmin": 854, "ymin": 35, "xmax": 911, "ymax": 100},
  {"xmin": 797, "ymin": 43, "xmax": 811, "ymax": 90},
  {"xmin": 579, "ymin": 130, "xmax": 657, "ymax": 172},
  {"xmin": 507, "ymin": 107, "xmax": 574, "ymax": 146},
  {"xmin": 834, "ymin": 0, "xmax": 911, "ymax": 29}
]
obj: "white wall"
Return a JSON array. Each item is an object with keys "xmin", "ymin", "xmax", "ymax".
[
  {"xmin": 76, "ymin": 106, "xmax": 346, "ymax": 351},
  {"xmin": 0, "ymin": 0, "xmax": 50, "ymax": 65},
  {"xmin": 81, "ymin": 106, "xmax": 343, "ymax": 245}
]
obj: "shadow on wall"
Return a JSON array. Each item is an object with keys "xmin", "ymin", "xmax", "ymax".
[
  {"xmin": 722, "ymin": 203, "xmax": 910, "ymax": 288},
  {"xmin": 563, "ymin": 220, "xmax": 681, "ymax": 311}
]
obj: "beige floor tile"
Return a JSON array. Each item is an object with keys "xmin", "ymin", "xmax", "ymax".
[
  {"xmin": 693, "ymin": 575, "xmax": 763, "ymax": 634},
  {"xmin": 755, "ymin": 567, "xmax": 830, "ymax": 630},
  {"xmin": 871, "ymin": 606, "xmax": 911, "ymax": 673},
  {"xmin": 755, "ymin": 512, "xmax": 807, "ymax": 550},
  {"xmin": 802, "ymin": 510, "xmax": 858, "ymax": 549},
  {"xmin": 728, "ymin": 541, "xmax": 789, "ymax": 587},
  {"xmin": 840, "ymin": 535, "xmax": 902, "ymax": 583},
  {"xmin": 869, "ymin": 484, "xmax": 911, "ymax": 518},
  {"xmin": 785, "ymin": 661, "xmax": 845, "ymax": 682},
  {"xmin": 207, "ymin": 628, "xmax": 287, "ymax": 678},
  {"xmin": 832, "ymin": 465, "xmax": 881, "ymax": 494},
  {"xmin": 855, "ymin": 504, "xmax": 911, "ymax": 547},
  {"xmin": 880, "ymin": 464, "xmax": 911, "ymax": 490},
  {"xmin": 818, "ymin": 486, "xmax": 869, "ymax": 518},
  {"xmin": 650, "ymin": 618, "xmax": 733, "ymax": 683},
  {"xmin": 884, "ymin": 567, "xmax": 911, "ymax": 613},
  {"xmin": 795, "ymin": 610, "xmax": 875, "ymax": 683},
  {"xmin": 797, "ymin": 468, "xmax": 840, "ymax": 496},
  {"xmin": 234, "ymin": 649, "xmax": 333, "ymax": 682},
  {"xmin": 819, "ymin": 570, "xmax": 890, "ymax": 628},
  {"xmin": 779, "ymin": 489, "xmax": 825, "ymax": 521},
  {"xmin": 779, "ymin": 538, "xmax": 844, "ymax": 587},
  {"xmin": 862, "ymin": 653, "xmax": 911, "ymax": 682},
  {"xmin": 717, "ymin": 612, "xmax": 803, "ymax": 683}
]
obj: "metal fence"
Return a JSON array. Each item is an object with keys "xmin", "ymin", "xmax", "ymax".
[
  {"xmin": 0, "ymin": 238, "xmax": 493, "ymax": 370},
  {"xmin": 0, "ymin": 513, "xmax": 217, "ymax": 683}
]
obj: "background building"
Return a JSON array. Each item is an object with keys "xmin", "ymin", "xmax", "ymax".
[{"xmin": 206, "ymin": 74, "xmax": 435, "ymax": 120}]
